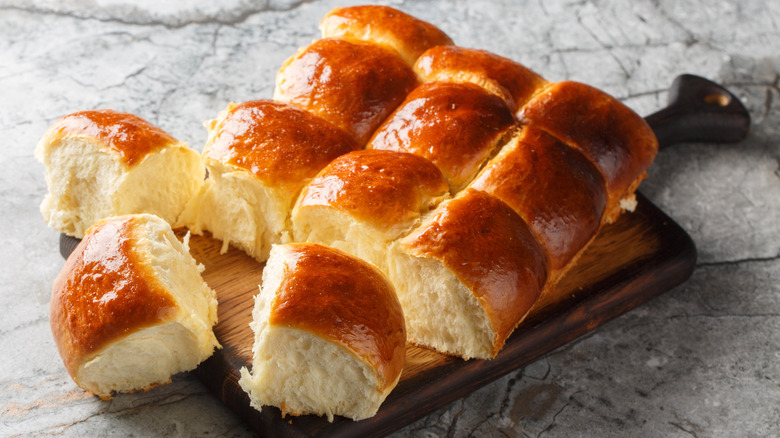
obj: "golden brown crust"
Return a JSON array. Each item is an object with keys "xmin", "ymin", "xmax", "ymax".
[
  {"xmin": 320, "ymin": 5, "xmax": 453, "ymax": 65},
  {"xmin": 268, "ymin": 243, "xmax": 406, "ymax": 389},
  {"xmin": 295, "ymin": 149, "xmax": 449, "ymax": 237},
  {"xmin": 50, "ymin": 216, "xmax": 177, "ymax": 377},
  {"xmin": 517, "ymin": 81, "xmax": 658, "ymax": 216},
  {"xmin": 275, "ymin": 38, "xmax": 418, "ymax": 145},
  {"xmin": 470, "ymin": 127, "xmax": 607, "ymax": 270},
  {"xmin": 204, "ymin": 100, "xmax": 360, "ymax": 188},
  {"xmin": 368, "ymin": 81, "xmax": 516, "ymax": 190},
  {"xmin": 414, "ymin": 46, "xmax": 549, "ymax": 111},
  {"xmin": 42, "ymin": 109, "xmax": 178, "ymax": 166},
  {"xmin": 400, "ymin": 189, "xmax": 549, "ymax": 355}
]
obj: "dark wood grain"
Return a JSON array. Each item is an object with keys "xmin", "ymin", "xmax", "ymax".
[{"xmin": 186, "ymin": 192, "xmax": 696, "ymax": 438}]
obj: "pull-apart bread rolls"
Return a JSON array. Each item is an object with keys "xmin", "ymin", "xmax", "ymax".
[
  {"xmin": 35, "ymin": 109, "xmax": 204, "ymax": 238},
  {"xmin": 50, "ymin": 214, "xmax": 219, "ymax": 399},
  {"xmin": 178, "ymin": 100, "xmax": 359, "ymax": 262},
  {"xmin": 387, "ymin": 189, "xmax": 549, "ymax": 359},
  {"xmin": 239, "ymin": 243, "xmax": 405, "ymax": 422},
  {"xmin": 369, "ymin": 81, "xmax": 517, "ymax": 191},
  {"xmin": 291, "ymin": 149, "xmax": 449, "ymax": 272},
  {"xmin": 282, "ymin": 6, "xmax": 655, "ymax": 360}
]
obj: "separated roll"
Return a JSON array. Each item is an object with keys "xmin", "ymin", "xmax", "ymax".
[
  {"xmin": 35, "ymin": 109, "xmax": 204, "ymax": 238},
  {"xmin": 239, "ymin": 243, "xmax": 406, "ymax": 421},
  {"xmin": 50, "ymin": 214, "xmax": 219, "ymax": 399}
]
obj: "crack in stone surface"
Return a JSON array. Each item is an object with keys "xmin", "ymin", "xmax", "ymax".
[
  {"xmin": 498, "ymin": 375, "xmax": 518, "ymax": 419},
  {"xmin": 650, "ymin": 0, "xmax": 696, "ymax": 46},
  {"xmin": 669, "ymin": 423, "xmax": 698, "ymax": 438},
  {"xmin": 464, "ymin": 411, "xmax": 498, "ymax": 437},
  {"xmin": 574, "ymin": 9, "xmax": 632, "ymax": 79},
  {"xmin": 444, "ymin": 403, "xmax": 465, "ymax": 438},
  {"xmin": 696, "ymin": 253, "xmax": 780, "ymax": 268},
  {"xmin": 667, "ymin": 312, "xmax": 780, "ymax": 320},
  {"xmin": 535, "ymin": 390, "xmax": 582, "ymax": 438}
]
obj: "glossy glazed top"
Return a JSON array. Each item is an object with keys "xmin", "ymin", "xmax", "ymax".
[
  {"xmin": 320, "ymin": 5, "xmax": 453, "ymax": 65},
  {"xmin": 275, "ymin": 38, "xmax": 418, "ymax": 145},
  {"xmin": 204, "ymin": 100, "xmax": 360, "ymax": 186},
  {"xmin": 45, "ymin": 109, "xmax": 178, "ymax": 166},
  {"xmin": 295, "ymin": 149, "xmax": 449, "ymax": 238},
  {"xmin": 50, "ymin": 216, "xmax": 177, "ymax": 377},
  {"xmin": 268, "ymin": 243, "xmax": 406, "ymax": 389},
  {"xmin": 369, "ymin": 81, "xmax": 516, "ymax": 190},
  {"xmin": 471, "ymin": 127, "xmax": 607, "ymax": 270},
  {"xmin": 415, "ymin": 46, "xmax": 548, "ymax": 111},
  {"xmin": 518, "ymin": 81, "xmax": 658, "ymax": 200}
]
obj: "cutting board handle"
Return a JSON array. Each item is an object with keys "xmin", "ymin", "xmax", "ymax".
[{"xmin": 645, "ymin": 74, "xmax": 751, "ymax": 149}]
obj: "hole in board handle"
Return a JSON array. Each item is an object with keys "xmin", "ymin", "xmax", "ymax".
[{"xmin": 704, "ymin": 93, "xmax": 730, "ymax": 107}]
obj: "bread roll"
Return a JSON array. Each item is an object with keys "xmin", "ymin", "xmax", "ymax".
[
  {"xmin": 291, "ymin": 149, "xmax": 449, "ymax": 272},
  {"xmin": 35, "ymin": 109, "xmax": 204, "ymax": 238},
  {"xmin": 518, "ymin": 81, "xmax": 658, "ymax": 222},
  {"xmin": 320, "ymin": 5, "xmax": 453, "ymax": 66},
  {"xmin": 387, "ymin": 189, "xmax": 548, "ymax": 359},
  {"xmin": 178, "ymin": 100, "xmax": 359, "ymax": 262},
  {"xmin": 239, "ymin": 243, "xmax": 405, "ymax": 422},
  {"xmin": 369, "ymin": 81, "xmax": 516, "ymax": 191},
  {"xmin": 274, "ymin": 38, "xmax": 418, "ymax": 145},
  {"xmin": 470, "ymin": 126, "xmax": 607, "ymax": 279},
  {"xmin": 50, "ymin": 214, "xmax": 219, "ymax": 399},
  {"xmin": 414, "ymin": 45, "xmax": 549, "ymax": 111}
]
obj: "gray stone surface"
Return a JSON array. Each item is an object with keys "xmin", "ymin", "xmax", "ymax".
[{"xmin": 1, "ymin": 0, "xmax": 778, "ymax": 436}]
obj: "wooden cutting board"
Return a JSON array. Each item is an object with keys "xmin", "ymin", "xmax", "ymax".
[{"xmin": 176, "ymin": 192, "xmax": 696, "ymax": 437}]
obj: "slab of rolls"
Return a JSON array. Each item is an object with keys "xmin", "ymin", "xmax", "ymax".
[{"xmin": 38, "ymin": 5, "xmax": 657, "ymax": 422}]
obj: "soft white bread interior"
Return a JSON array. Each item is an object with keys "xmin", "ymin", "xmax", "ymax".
[
  {"xmin": 35, "ymin": 109, "xmax": 204, "ymax": 238},
  {"xmin": 386, "ymin": 189, "xmax": 549, "ymax": 359},
  {"xmin": 50, "ymin": 214, "xmax": 219, "ymax": 398},
  {"xmin": 178, "ymin": 100, "xmax": 359, "ymax": 262},
  {"xmin": 239, "ymin": 243, "xmax": 406, "ymax": 422},
  {"xmin": 386, "ymin": 244, "xmax": 494, "ymax": 358},
  {"xmin": 178, "ymin": 166, "xmax": 288, "ymax": 262}
]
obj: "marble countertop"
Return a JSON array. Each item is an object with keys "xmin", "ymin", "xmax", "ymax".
[{"xmin": 2, "ymin": 0, "xmax": 778, "ymax": 436}]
